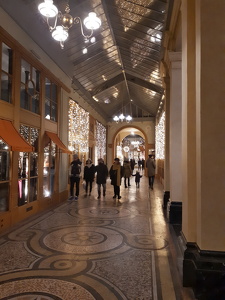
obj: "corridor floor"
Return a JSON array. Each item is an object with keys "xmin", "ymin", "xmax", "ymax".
[{"xmin": 0, "ymin": 173, "xmax": 195, "ymax": 300}]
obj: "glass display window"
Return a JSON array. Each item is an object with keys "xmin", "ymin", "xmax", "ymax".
[
  {"xmin": 20, "ymin": 59, "xmax": 40, "ymax": 114},
  {"xmin": 43, "ymin": 137, "xmax": 56, "ymax": 198},
  {"xmin": 18, "ymin": 125, "xmax": 39, "ymax": 206},
  {"xmin": 1, "ymin": 42, "xmax": 13, "ymax": 103},
  {"xmin": 0, "ymin": 139, "xmax": 10, "ymax": 211},
  {"xmin": 44, "ymin": 78, "xmax": 58, "ymax": 122}
]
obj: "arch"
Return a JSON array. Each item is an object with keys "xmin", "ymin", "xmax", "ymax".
[{"xmin": 111, "ymin": 125, "xmax": 150, "ymax": 165}]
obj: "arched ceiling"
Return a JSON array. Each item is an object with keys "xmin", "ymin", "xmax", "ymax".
[{"xmin": 0, "ymin": 0, "xmax": 174, "ymax": 122}]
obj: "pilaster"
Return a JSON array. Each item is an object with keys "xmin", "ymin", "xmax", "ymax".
[{"xmin": 167, "ymin": 51, "xmax": 182, "ymax": 224}]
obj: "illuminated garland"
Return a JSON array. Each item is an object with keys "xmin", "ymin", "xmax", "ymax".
[
  {"xmin": 68, "ymin": 99, "xmax": 89, "ymax": 153},
  {"xmin": 155, "ymin": 111, "xmax": 165, "ymax": 159},
  {"xmin": 96, "ymin": 121, "xmax": 106, "ymax": 158}
]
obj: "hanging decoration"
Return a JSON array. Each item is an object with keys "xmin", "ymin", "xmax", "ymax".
[
  {"xmin": 155, "ymin": 111, "xmax": 165, "ymax": 159},
  {"xmin": 96, "ymin": 121, "xmax": 106, "ymax": 158},
  {"xmin": 68, "ymin": 99, "xmax": 89, "ymax": 153}
]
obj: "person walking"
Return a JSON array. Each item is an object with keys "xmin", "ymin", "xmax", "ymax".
[
  {"xmin": 109, "ymin": 158, "xmax": 124, "ymax": 199},
  {"xmin": 83, "ymin": 158, "xmax": 95, "ymax": 196},
  {"xmin": 69, "ymin": 154, "xmax": 82, "ymax": 200},
  {"xmin": 130, "ymin": 158, "xmax": 135, "ymax": 175},
  {"xmin": 141, "ymin": 158, "xmax": 145, "ymax": 171},
  {"xmin": 132, "ymin": 171, "xmax": 142, "ymax": 188},
  {"xmin": 146, "ymin": 154, "xmax": 156, "ymax": 189},
  {"xmin": 123, "ymin": 158, "xmax": 132, "ymax": 188},
  {"xmin": 95, "ymin": 158, "xmax": 108, "ymax": 199},
  {"xmin": 138, "ymin": 158, "xmax": 142, "ymax": 171}
]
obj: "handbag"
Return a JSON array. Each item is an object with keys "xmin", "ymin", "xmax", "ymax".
[{"xmin": 82, "ymin": 181, "xmax": 86, "ymax": 190}]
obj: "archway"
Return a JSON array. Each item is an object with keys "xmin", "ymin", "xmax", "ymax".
[{"xmin": 112, "ymin": 126, "xmax": 147, "ymax": 167}]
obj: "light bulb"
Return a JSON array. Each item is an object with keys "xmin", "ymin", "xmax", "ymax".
[{"xmin": 38, "ymin": 0, "xmax": 58, "ymax": 18}]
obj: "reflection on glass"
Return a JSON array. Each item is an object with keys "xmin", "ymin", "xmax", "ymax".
[
  {"xmin": 29, "ymin": 177, "xmax": 37, "ymax": 202},
  {"xmin": 45, "ymin": 78, "xmax": 57, "ymax": 121},
  {"xmin": 30, "ymin": 153, "xmax": 38, "ymax": 177},
  {"xmin": 0, "ymin": 138, "xmax": 10, "ymax": 211},
  {"xmin": 18, "ymin": 152, "xmax": 28, "ymax": 179},
  {"xmin": 20, "ymin": 59, "xmax": 40, "ymax": 114},
  {"xmin": 43, "ymin": 140, "xmax": 56, "ymax": 197},
  {"xmin": 51, "ymin": 103, "xmax": 57, "ymax": 122},
  {"xmin": 20, "ymin": 84, "xmax": 28, "ymax": 109},
  {"xmin": 1, "ymin": 43, "xmax": 12, "ymax": 103},
  {"xmin": 45, "ymin": 98, "xmax": 50, "ymax": 119},
  {"xmin": 0, "ymin": 149, "xmax": 10, "ymax": 181},
  {"xmin": 0, "ymin": 182, "xmax": 9, "ymax": 211},
  {"xmin": 18, "ymin": 126, "xmax": 39, "ymax": 206},
  {"xmin": 1, "ymin": 73, "xmax": 12, "ymax": 103},
  {"xmin": 18, "ymin": 178, "xmax": 28, "ymax": 206}
]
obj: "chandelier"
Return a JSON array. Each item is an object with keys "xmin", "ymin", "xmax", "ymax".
[
  {"xmin": 113, "ymin": 113, "xmax": 132, "ymax": 123},
  {"xmin": 38, "ymin": 0, "xmax": 101, "ymax": 49}
]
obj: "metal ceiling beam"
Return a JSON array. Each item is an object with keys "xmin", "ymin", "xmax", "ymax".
[
  {"xmin": 101, "ymin": 0, "xmax": 131, "ymax": 102},
  {"xmin": 71, "ymin": 77, "xmax": 108, "ymax": 119},
  {"xmin": 90, "ymin": 73, "xmax": 124, "ymax": 96},
  {"xmin": 90, "ymin": 70, "xmax": 163, "ymax": 97},
  {"xmin": 126, "ymin": 73, "xmax": 164, "ymax": 94}
]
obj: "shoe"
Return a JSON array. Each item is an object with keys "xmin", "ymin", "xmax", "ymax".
[
  {"xmin": 125, "ymin": 186, "xmax": 127, "ymax": 188},
  {"xmin": 113, "ymin": 195, "xmax": 116, "ymax": 199},
  {"xmin": 97, "ymin": 196, "xmax": 100, "ymax": 199},
  {"xmin": 74, "ymin": 196, "xmax": 78, "ymax": 200},
  {"xmin": 103, "ymin": 192, "xmax": 106, "ymax": 197},
  {"xmin": 118, "ymin": 196, "xmax": 121, "ymax": 199},
  {"xmin": 89, "ymin": 193, "xmax": 91, "ymax": 196},
  {"xmin": 68, "ymin": 196, "xmax": 73, "ymax": 200}
]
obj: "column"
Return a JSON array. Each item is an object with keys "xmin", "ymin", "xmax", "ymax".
[
  {"xmin": 167, "ymin": 52, "xmax": 182, "ymax": 223},
  {"xmin": 182, "ymin": 0, "xmax": 225, "ymax": 297},
  {"xmin": 162, "ymin": 76, "xmax": 170, "ymax": 208}
]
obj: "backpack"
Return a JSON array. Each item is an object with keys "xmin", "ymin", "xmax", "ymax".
[{"xmin": 71, "ymin": 162, "xmax": 81, "ymax": 176}]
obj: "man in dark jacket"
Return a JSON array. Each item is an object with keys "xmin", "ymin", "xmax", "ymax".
[
  {"xmin": 69, "ymin": 154, "xmax": 82, "ymax": 200},
  {"xmin": 95, "ymin": 158, "xmax": 108, "ymax": 199}
]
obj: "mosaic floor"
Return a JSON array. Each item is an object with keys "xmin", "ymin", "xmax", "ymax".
[{"xmin": 0, "ymin": 173, "xmax": 195, "ymax": 300}]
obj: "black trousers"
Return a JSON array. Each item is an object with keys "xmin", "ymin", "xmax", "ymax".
[
  {"xmin": 70, "ymin": 176, "xmax": 80, "ymax": 197},
  {"xmin": 124, "ymin": 177, "xmax": 130, "ymax": 187},
  {"xmin": 85, "ymin": 180, "xmax": 93, "ymax": 194},
  {"xmin": 113, "ymin": 185, "xmax": 120, "ymax": 197}
]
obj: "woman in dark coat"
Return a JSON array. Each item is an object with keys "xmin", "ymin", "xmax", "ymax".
[
  {"xmin": 95, "ymin": 158, "xmax": 108, "ymax": 199},
  {"xmin": 83, "ymin": 159, "xmax": 95, "ymax": 196},
  {"xmin": 146, "ymin": 155, "xmax": 156, "ymax": 189},
  {"xmin": 109, "ymin": 158, "xmax": 124, "ymax": 199}
]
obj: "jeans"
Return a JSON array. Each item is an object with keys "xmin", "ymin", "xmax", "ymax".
[
  {"xmin": 148, "ymin": 176, "xmax": 155, "ymax": 188},
  {"xmin": 124, "ymin": 177, "xmax": 130, "ymax": 187},
  {"xmin": 98, "ymin": 183, "xmax": 106, "ymax": 196}
]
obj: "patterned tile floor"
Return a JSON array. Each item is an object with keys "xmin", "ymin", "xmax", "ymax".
[{"xmin": 0, "ymin": 173, "xmax": 195, "ymax": 300}]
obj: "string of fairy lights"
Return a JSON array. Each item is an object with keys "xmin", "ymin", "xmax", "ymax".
[
  {"xmin": 96, "ymin": 121, "xmax": 106, "ymax": 159},
  {"xmin": 155, "ymin": 111, "xmax": 165, "ymax": 160},
  {"xmin": 68, "ymin": 99, "xmax": 107, "ymax": 156},
  {"xmin": 68, "ymin": 99, "xmax": 89, "ymax": 153}
]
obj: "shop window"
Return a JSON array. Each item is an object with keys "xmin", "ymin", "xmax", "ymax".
[
  {"xmin": 20, "ymin": 59, "xmax": 40, "ymax": 114},
  {"xmin": 45, "ymin": 78, "xmax": 57, "ymax": 122},
  {"xmin": 0, "ymin": 43, "xmax": 13, "ymax": 103},
  {"xmin": 43, "ymin": 138, "xmax": 56, "ymax": 197},
  {"xmin": 0, "ymin": 139, "xmax": 10, "ymax": 211},
  {"xmin": 18, "ymin": 125, "xmax": 39, "ymax": 206}
]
